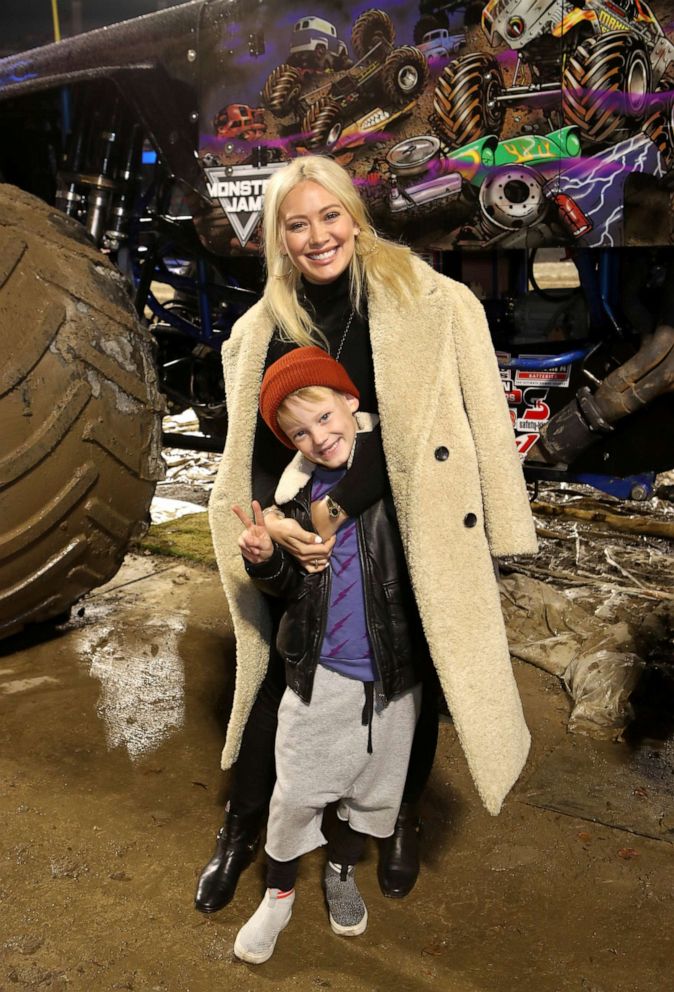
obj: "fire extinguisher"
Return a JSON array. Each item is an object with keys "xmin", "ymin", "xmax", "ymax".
[{"xmin": 544, "ymin": 181, "xmax": 592, "ymax": 238}]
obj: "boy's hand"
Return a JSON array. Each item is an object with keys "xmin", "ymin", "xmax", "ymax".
[
  {"xmin": 232, "ymin": 501, "xmax": 274, "ymax": 564},
  {"xmin": 264, "ymin": 511, "xmax": 334, "ymax": 573}
]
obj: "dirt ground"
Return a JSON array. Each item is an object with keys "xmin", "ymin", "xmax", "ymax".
[{"xmin": 1, "ymin": 544, "xmax": 672, "ymax": 992}]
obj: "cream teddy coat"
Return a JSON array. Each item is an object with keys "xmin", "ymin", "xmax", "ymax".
[{"xmin": 208, "ymin": 255, "xmax": 538, "ymax": 815}]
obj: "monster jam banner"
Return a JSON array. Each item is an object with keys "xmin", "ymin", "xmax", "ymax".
[
  {"xmin": 205, "ymin": 162, "xmax": 288, "ymax": 245},
  {"xmin": 197, "ymin": 0, "xmax": 674, "ymax": 253}
]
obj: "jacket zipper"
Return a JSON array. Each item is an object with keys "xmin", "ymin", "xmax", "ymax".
[
  {"xmin": 356, "ymin": 514, "xmax": 384, "ymax": 695},
  {"xmin": 291, "ymin": 487, "xmax": 331, "ymax": 698}
]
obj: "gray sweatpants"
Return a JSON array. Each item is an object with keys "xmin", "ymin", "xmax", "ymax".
[{"xmin": 265, "ymin": 664, "xmax": 421, "ymax": 863}]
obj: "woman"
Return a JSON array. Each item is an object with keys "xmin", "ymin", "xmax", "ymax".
[{"xmin": 198, "ymin": 155, "xmax": 537, "ymax": 914}]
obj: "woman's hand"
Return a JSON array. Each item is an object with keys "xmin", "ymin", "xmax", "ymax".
[
  {"xmin": 265, "ymin": 509, "xmax": 335, "ymax": 573},
  {"xmin": 232, "ymin": 501, "xmax": 274, "ymax": 565}
]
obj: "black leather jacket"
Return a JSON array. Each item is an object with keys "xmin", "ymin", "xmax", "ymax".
[{"xmin": 246, "ymin": 480, "xmax": 428, "ymax": 704}]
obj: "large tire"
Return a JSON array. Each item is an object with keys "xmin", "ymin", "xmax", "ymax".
[
  {"xmin": 0, "ymin": 185, "xmax": 164, "ymax": 638},
  {"xmin": 562, "ymin": 32, "xmax": 651, "ymax": 145},
  {"xmin": 381, "ymin": 46, "xmax": 428, "ymax": 106},
  {"xmin": 642, "ymin": 108, "xmax": 674, "ymax": 169},
  {"xmin": 433, "ymin": 53, "xmax": 504, "ymax": 147},
  {"xmin": 351, "ymin": 9, "xmax": 395, "ymax": 62},
  {"xmin": 262, "ymin": 63, "xmax": 303, "ymax": 118},
  {"xmin": 301, "ymin": 98, "xmax": 343, "ymax": 150}
]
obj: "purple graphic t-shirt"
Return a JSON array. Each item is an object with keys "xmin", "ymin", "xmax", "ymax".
[{"xmin": 311, "ymin": 466, "xmax": 376, "ymax": 683}]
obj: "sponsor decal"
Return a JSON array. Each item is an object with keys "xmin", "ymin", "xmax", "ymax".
[
  {"xmin": 515, "ymin": 390, "xmax": 551, "ymax": 431},
  {"xmin": 598, "ymin": 9, "xmax": 627, "ymax": 30},
  {"xmin": 515, "ymin": 433, "xmax": 540, "ymax": 458},
  {"xmin": 514, "ymin": 358, "xmax": 571, "ymax": 388},
  {"xmin": 500, "ymin": 356, "xmax": 559, "ymax": 458},
  {"xmin": 205, "ymin": 162, "xmax": 288, "ymax": 246},
  {"xmin": 502, "ymin": 378, "xmax": 524, "ymax": 405},
  {"xmin": 511, "ymin": 385, "xmax": 554, "ymax": 459}
]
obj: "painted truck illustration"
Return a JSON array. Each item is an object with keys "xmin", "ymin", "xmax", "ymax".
[
  {"xmin": 262, "ymin": 9, "xmax": 428, "ymax": 149},
  {"xmin": 287, "ymin": 16, "xmax": 351, "ymax": 69},
  {"xmin": 0, "ymin": 0, "xmax": 673, "ymax": 639},
  {"xmin": 417, "ymin": 27, "xmax": 466, "ymax": 60},
  {"xmin": 433, "ymin": 0, "xmax": 674, "ymax": 147},
  {"xmin": 213, "ymin": 103, "xmax": 266, "ymax": 139}
]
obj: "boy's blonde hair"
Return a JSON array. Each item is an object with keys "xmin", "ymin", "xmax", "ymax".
[
  {"xmin": 262, "ymin": 155, "xmax": 419, "ymax": 347},
  {"xmin": 277, "ymin": 386, "xmax": 351, "ymax": 436}
]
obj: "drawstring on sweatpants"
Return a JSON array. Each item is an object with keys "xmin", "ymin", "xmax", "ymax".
[{"xmin": 361, "ymin": 681, "xmax": 374, "ymax": 754}]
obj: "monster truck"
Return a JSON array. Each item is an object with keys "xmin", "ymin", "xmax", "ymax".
[
  {"xmin": 0, "ymin": 0, "xmax": 264, "ymax": 637},
  {"xmin": 286, "ymin": 16, "xmax": 351, "ymax": 71},
  {"xmin": 0, "ymin": 0, "xmax": 672, "ymax": 641},
  {"xmin": 417, "ymin": 27, "xmax": 467, "ymax": 60},
  {"xmin": 213, "ymin": 103, "xmax": 266, "ymax": 140},
  {"xmin": 432, "ymin": 0, "xmax": 674, "ymax": 148},
  {"xmin": 262, "ymin": 9, "xmax": 428, "ymax": 150}
]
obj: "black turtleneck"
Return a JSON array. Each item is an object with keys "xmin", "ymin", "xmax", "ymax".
[
  {"xmin": 252, "ymin": 268, "xmax": 387, "ymax": 514},
  {"xmin": 265, "ymin": 269, "xmax": 377, "ymax": 412}
]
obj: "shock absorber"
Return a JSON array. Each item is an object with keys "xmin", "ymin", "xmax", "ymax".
[
  {"xmin": 104, "ymin": 123, "xmax": 143, "ymax": 251},
  {"xmin": 55, "ymin": 125, "xmax": 86, "ymax": 220},
  {"xmin": 83, "ymin": 102, "xmax": 120, "ymax": 244},
  {"xmin": 55, "ymin": 88, "xmax": 91, "ymax": 222}
]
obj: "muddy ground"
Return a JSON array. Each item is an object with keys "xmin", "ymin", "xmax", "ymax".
[
  {"xmin": 1, "ymin": 547, "xmax": 672, "ymax": 992},
  {"xmin": 1, "ymin": 438, "xmax": 673, "ymax": 992}
]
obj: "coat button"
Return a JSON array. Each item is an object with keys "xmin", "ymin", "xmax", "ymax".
[
  {"xmin": 434, "ymin": 446, "xmax": 449, "ymax": 461},
  {"xmin": 464, "ymin": 513, "xmax": 478, "ymax": 528}
]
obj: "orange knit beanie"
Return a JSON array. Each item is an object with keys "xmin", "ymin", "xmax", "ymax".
[{"xmin": 259, "ymin": 346, "xmax": 359, "ymax": 447}]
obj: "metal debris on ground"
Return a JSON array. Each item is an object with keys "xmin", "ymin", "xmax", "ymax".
[
  {"xmin": 152, "ymin": 410, "xmax": 221, "ymax": 521},
  {"xmin": 501, "ymin": 476, "xmax": 674, "ymax": 739}
]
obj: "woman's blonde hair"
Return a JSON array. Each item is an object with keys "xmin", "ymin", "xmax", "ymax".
[{"xmin": 262, "ymin": 155, "xmax": 419, "ymax": 346}]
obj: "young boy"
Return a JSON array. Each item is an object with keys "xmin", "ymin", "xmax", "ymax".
[{"xmin": 231, "ymin": 347, "xmax": 426, "ymax": 964}]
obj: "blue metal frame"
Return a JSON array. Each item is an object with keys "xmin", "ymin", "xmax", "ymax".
[
  {"xmin": 571, "ymin": 472, "xmax": 656, "ymax": 501},
  {"xmin": 499, "ymin": 348, "xmax": 591, "ymax": 371}
]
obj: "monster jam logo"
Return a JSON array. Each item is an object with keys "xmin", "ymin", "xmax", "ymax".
[{"xmin": 205, "ymin": 162, "xmax": 288, "ymax": 247}]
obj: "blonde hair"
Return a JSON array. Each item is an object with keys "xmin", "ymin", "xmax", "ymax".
[
  {"xmin": 262, "ymin": 155, "xmax": 419, "ymax": 346},
  {"xmin": 277, "ymin": 385, "xmax": 350, "ymax": 436}
]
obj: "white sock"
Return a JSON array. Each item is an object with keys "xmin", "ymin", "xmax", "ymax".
[
  {"xmin": 233, "ymin": 888, "xmax": 295, "ymax": 965},
  {"xmin": 328, "ymin": 861, "xmax": 353, "ymax": 874}
]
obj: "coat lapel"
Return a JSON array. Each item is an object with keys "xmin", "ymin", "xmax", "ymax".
[{"xmin": 367, "ymin": 259, "xmax": 455, "ymax": 538}]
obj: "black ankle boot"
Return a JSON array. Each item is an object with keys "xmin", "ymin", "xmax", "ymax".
[
  {"xmin": 377, "ymin": 803, "xmax": 422, "ymax": 899},
  {"xmin": 194, "ymin": 811, "xmax": 260, "ymax": 913}
]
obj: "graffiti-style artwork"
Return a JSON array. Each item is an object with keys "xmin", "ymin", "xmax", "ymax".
[{"xmin": 197, "ymin": 0, "xmax": 674, "ymax": 252}]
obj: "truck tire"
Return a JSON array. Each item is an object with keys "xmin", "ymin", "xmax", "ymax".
[
  {"xmin": 642, "ymin": 109, "xmax": 674, "ymax": 168},
  {"xmin": 302, "ymin": 98, "xmax": 343, "ymax": 150},
  {"xmin": 381, "ymin": 46, "xmax": 428, "ymax": 106},
  {"xmin": 433, "ymin": 53, "xmax": 504, "ymax": 148},
  {"xmin": 562, "ymin": 32, "xmax": 651, "ymax": 144},
  {"xmin": 0, "ymin": 185, "xmax": 164, "ymax": 639},
  {"xmin": 262, "ymin": 64, "xmax": 303, "ymax": 118},
  {"xmin": 351, "ymin": 9, "xmax": 395, "ymax": 62}
]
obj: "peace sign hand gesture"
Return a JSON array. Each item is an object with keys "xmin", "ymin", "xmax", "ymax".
[{"xmin": 232, "ymin": 500, "xmax": 274, "ymax": 564}]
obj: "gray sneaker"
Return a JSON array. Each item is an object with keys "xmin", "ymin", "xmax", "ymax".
[{"xmin": 324, "ymin": 863, "xmax": 368, "ymax": 936}]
